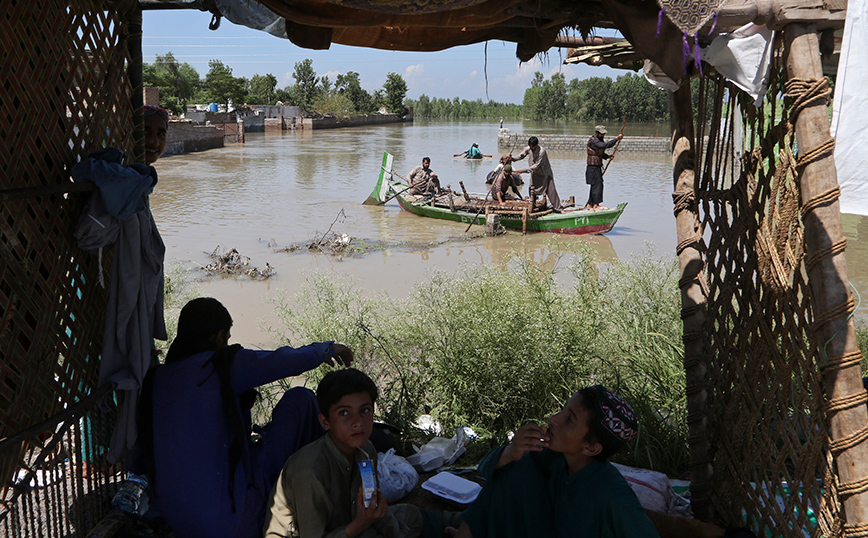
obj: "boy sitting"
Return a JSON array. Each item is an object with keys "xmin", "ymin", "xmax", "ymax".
[
  {"xmin": 263, "ymin": 369, "xmax": 423, "ymax": 538},
  {"xmin": 454, "ymin": 385, "xmax": 660, "ymax": 538}
]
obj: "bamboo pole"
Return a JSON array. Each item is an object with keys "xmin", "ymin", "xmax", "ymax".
[
  {"xmin": 128, "ymin": 2, "xmax": 144, "ymax": 163},
  {"xmin": 670, "ymin": 83, "xmax": 715, "ymax": 521},
  {"xmin": 785, "ymin": 24, "xmax": 868, "ymax": 529}
]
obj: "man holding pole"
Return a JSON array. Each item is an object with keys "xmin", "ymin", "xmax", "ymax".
[
  {"xmin": 511, "ymin": 136, "xmax": 563, "ymax": 213},
  {"xmin": 585, "ymin": 125, "xmax": 623, "ymax": 211}
]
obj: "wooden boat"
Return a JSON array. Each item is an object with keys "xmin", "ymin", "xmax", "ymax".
[
  {"xmin": 366, "ymin": 152, "xmax": 626, "ymax": 235},
  {"xmin": 454, "ymin": 154, "xmax": 493, "ymax": 160}
]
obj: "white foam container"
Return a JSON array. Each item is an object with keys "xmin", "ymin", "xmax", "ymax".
[
  {"xmin": 406, "ymin": 451, "xmax": 445, "ymax": 472},
  {"xmin": 421, "ymin": 472, "xmax": 482, "ymax": 504}
]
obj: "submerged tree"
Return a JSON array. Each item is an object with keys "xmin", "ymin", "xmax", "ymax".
[
  {"xmin": 289, "ymin": 59, "xmax": 320, "ymax": 112},
  {"xmin": 143, "ymin": 52, "xmax": 200, "ymax": 115},
  {"xmin": 382, "ymin": 73, "xmax": 408, "ymax": 117},
  {"xmin": 247, "ymin": 73, "xmax": 278, "ymax": 105},
  {"xmin": 336, "ymin": 71, "xmax": 374, "ymax": 113},
  {"xmin": 203, "ymin": 59, "xmax": 246, "ymax": 109}
]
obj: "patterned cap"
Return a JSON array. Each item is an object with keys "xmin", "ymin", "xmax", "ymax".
[
  {"xmin": 588, "ymin": 385, "xmax": 637, "ymax": 445},
  {"xmin": 594, "ymin": 125, "xmax": 608, "ymax": 134},
  {"xmin": 144, "ymin": 105, "xmax": 169, "ymax": 127}
]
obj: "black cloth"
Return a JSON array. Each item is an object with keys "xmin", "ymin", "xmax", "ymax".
[{"xmin": 586, "ymin": 165, "xmax": 605, "ymax": 207}]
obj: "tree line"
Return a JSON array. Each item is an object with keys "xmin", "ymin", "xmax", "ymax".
[
  {"xmin": 144, "ymin": 53, "xmax": 408, "ymax": 117},
  {"xmin": 147, "ymin": 53, "xmax": 687, "ymax": 123},
  {"xmin": 408, "ymin": 71, "xmax": 672, "ymax": 122}
]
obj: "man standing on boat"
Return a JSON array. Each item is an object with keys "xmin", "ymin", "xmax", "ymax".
[
  {"xmin": 407, "ymin": 157, "xmax": 444, "ymax": 196},
  {"xmin": 585, "ymin": 125, "xmax": 623, "ymax": 211},
  {"xmin": 510, "ymin": 136, "xmax": 563, "ymax": 213}
]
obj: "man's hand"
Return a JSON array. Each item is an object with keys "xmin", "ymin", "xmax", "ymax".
[
  {"xmin": 497, "ymin": 422, "xmax": 549, "ymax": 468},
  {"xmin": 324, "ymin": 343, "xmax": 354, "ymax": 367},
  {"xmin": 616, "ymin": 134, "xmax": 623, "ymax": 141},
  {"xmin": 345, "ymin": 488, "xmax": 388, "ymax": 537}
]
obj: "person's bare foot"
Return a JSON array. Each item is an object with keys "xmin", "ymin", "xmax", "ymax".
[{"xmin": 597, "ymin": 206, "xmax": 609, "ymax": 211}]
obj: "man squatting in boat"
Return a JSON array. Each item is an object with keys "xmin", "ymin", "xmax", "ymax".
[{"xmin": 489, "ymin": 160, "xmax": 524, "ymax": 204}]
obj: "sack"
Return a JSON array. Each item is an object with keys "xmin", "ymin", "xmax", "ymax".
[
  {"xmin": 377, "ymin": 448, "xmax": 418, "ymax": 503},
  {"xmin": 612, "ymin": 462, "xmax": 692, "ymax": 517}
]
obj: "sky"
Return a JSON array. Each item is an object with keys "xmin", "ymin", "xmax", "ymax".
[{"xmin": 142, "ymin": 9, "xmax": 623, "ymax": 105}]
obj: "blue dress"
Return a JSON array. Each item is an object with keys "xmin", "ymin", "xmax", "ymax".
[{"xmin": 149, "ymin": 343, "xmax": 332, "ymax": 538}]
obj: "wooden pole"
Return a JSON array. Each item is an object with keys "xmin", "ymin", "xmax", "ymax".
[
  {"xmin": 785, "ymin": 24, "xmax": 868, "ymax": 529},
  {"xmin": 459, "ymin": 181, "xmax": 471, "ymax": 202},
  {"xmin": 670, "ymin": 82, "xmax": 715, "ymax": 521}
]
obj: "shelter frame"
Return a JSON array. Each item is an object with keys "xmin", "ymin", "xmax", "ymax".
[{"xmin": 2, "ymin": 1, "xmax": 868, "ymax": 537}]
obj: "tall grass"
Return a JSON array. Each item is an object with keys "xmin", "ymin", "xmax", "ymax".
[{"xmin": 264, "ymin": 246, "xmax": 691, "ymax": 476}]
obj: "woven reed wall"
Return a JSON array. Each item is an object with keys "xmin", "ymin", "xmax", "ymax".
[
  {"xmin": 684, "ymin": 56, "xmax": 845, "ymax": 536},
  {"xmin": 0, "ymin": 0, "xmax": 139, "ymax": 535}
]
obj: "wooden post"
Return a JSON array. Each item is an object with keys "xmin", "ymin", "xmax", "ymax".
[
  {"xmin": 670, "ymin": 82, "xmax": 715, "ymax": 521},
  {"xmin": 446, "ymin": 185, "xmax": 456, "ymax": 212},
  {"xmin": 785, "ymin": 24, "xmax": 868, "ymax": 528},
  {"xmin": 459, "ymin": 181, "xmax": 471, "ymax": 202},
  {"xmin": 522, "ymin": 206, "xmax": 528, "ymax": 234}
]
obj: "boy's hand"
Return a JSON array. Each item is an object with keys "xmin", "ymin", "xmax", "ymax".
[
  {"xmin": 346, "ymin": 488, "xmax": 387, "ymax": 537},
  {"xmin": 325, "ymin": 343, "xmax": 354, "ymax": 367},
  {"xmin": 499, "ymin": 423, "xmax": 550, "ymax": 467}
]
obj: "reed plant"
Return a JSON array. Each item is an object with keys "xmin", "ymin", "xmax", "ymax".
[{"xmin": 264, "ymin": 246, "xmax": 690, "ymax": 476}]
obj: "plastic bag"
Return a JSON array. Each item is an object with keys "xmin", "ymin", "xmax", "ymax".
[
  {"xmin": 406, "ymin": 427, "xmax": 469, "ymax": 472},
  {"xmin": 378, "ymin": 448, "xmax": 418, "ymax": 503}
]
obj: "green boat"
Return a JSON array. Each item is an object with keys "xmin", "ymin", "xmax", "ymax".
[{"xmin": 366, "ymin": 152, "xmax": 627, "ymax": 235}]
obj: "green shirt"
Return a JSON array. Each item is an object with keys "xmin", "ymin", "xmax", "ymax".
[
  {"xmin": 263, "ymin": 435, "xmax": 421, "ymax": 538},
  {"xmin": 464, "ymin": 446, "xmax": 660, "ymax": 538}
]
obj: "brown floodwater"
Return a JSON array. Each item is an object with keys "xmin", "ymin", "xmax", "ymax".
[{"xmin": 148, "ymin": 119, "xmax": 868, "ymax": 347}]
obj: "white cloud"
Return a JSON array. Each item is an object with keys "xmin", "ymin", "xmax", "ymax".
[
  {"xmin": 404, "ymin": 64, "xmax": 428, "ymax": 90},
  {"xmin": 279, "ymin": 71, "xmax": 293, "ymax": 89},
  {"xmin": 321, "ymin": 70, "xmax": 342, "ymax": 81}
]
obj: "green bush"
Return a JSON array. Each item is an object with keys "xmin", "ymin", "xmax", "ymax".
[{"xmin": 265, "ymin": 248, "xmax": 689, "ymax": 476}]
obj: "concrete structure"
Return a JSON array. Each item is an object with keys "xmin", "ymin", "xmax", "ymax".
[
  {"xmin": 498, "ymin": 128, "xmax": 669, "ymax": 153},
  {"xmin": 301, "ymin": 110, "xmax": 412, "ymax": 130},
  {"xmin": 164, "ymin": 120, "xmax": 225, "ymax": 156}
]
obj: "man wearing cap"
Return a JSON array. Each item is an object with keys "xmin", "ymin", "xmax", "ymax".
[
  {"xmin": 489, "ymin": 162, "xmax": 524, "ymax": 204},
  {"xmin": 453, "ymin": 385, "xmax": 660, "ymax": 538},
  {"xmin": 144, "ymin": 105, "xmax": 169, "ymax": 165},
  {"xmin": 511, "ymin": 136, "xmax": 564, "ymax": 213},
  {"xmin": 585, "ymin": 125, "xmax": 623, "ymax": 211}
]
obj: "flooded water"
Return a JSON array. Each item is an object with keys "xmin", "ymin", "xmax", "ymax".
[{"xmin": 149, "ymin": 119, "xmax": 868, "ymax": 346}]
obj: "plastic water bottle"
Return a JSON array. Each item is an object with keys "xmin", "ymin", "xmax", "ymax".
[{"xmin": 111, "ymin": 473, "xmax": 148, "ymax": 514}]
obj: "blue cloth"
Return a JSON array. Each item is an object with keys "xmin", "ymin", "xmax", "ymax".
[
  {"xmin": 463, "ymin": 447, "xmax": 660, "ymax": 538},
  {"xmin": 71, "ymin": 148, "xmax": 157, "ymax": 220},
  {"xmin": 464, "ymin": 146, "xmax": 482, "ymax": 159},
  {"xmin": 149, "ymin": 343, "xmax": 333, "ymax": 538}
]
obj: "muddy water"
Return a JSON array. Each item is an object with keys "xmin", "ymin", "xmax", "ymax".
[{"xmin": 148, "ymin": 119, "xmax": 868, "ymax": 347}]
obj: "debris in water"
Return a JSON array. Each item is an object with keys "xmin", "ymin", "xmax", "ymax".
[{"xmin": 202, "ymin": 246, "xmax": 275, "ymax": 279}]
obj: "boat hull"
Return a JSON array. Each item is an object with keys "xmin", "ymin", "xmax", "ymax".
[{"xmin": 396, "ymin": 195, "xmax": 626, "ymax": 235}]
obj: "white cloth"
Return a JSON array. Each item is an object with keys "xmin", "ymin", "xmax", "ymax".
[
  {"xmin": 642, "ymin": 60, "xmax": 680, "ymax": 92},
  {"xmin": 701, "ymin": 23, "xmax": 774, "ymax": 106},
  {"xmin": 832, "ymin": 0, "xmax": 868, "ymax": 216}
]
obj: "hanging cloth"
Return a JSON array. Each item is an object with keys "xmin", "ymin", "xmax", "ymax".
[{"xmin": 72, "ymin": 148, "xmax": 167, "ymax": 463}]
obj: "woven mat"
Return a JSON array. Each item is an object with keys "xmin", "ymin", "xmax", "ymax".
[{"xmin": 656, "ymin": 0, "xmax": 727, "ymax": 36}]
